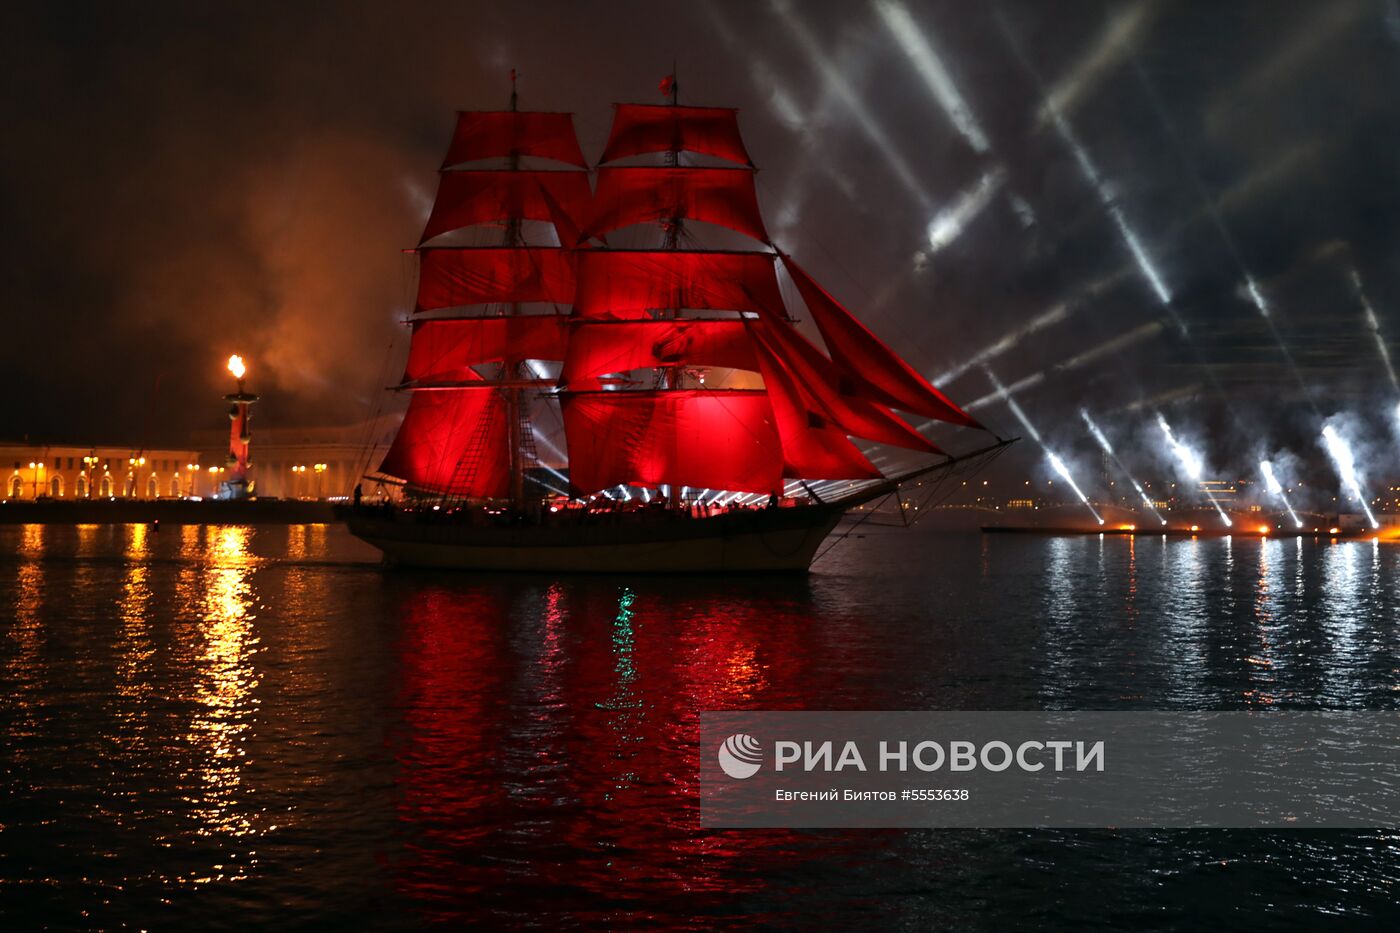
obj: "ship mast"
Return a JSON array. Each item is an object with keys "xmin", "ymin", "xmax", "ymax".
[
  {"xmin": 504, "ymin": 69, "xmax": 528, "ymax": 509},
  {"xmin": 377, "ymin": 89, "xmax": 587, "ymax": 503},
  {"xmin": 663, "ymin": 68, "xmax": 683, "ymax": 507},
  {"xmin": 377, "ymin": 85, "xmax": 990, "ymax": 511}
]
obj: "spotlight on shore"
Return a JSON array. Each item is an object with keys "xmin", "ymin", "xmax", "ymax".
[
  {"xmin": 1156, "ymin": 415, "xmax": 1201, "ymax": 479},
  {"xmin": 1158, "ymin": 414, "xmax": 1231, "ymax": 526},
  {"xmin": 1048, "ymin": 452, "xmax": 1104, "ymax": 525},
  {"xmin": 1321, "ymin": 424, "xmax": 1380, "ymax": 529},
  {"xmin": 1259, "ymin": 460, "xmax": 1304, "ymax": 529},
  {"xmin": 1082, "ymin": 410, "xmax": 1166, "ymax": 524}
]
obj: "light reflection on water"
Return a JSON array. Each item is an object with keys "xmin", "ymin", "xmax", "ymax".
[
  {"xmin": 1, "ymin": 525, "xmax": 1399, "ymax": 928},
  {"xmin": 186, "ymin": 526, "xmax": 262, "ymax": 842},
  {"xmin": 117, "ymin": 523, "xmax": 155, "ymax": 703},
  {"xmin": 6, "ymin": 527, "xmax": 46, "ymax": 753}
]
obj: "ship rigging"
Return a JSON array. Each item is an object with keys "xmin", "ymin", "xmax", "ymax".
[{"xmin": 345, "ymin": 75, "xmax": 1013, "ymax": 571}]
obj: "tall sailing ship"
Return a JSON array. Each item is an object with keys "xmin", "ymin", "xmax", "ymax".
[{"xmin": 345, "ymin": 78, "xmax": 1010, "ymax": 572}]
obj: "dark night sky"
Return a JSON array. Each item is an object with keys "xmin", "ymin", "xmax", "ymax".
[{"xmin": 4, "ymin": 0, "xmax": 1400, "ymax": 486}]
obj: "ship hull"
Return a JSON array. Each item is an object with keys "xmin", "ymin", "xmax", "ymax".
[{"xmin": 343, "ymin": 504, "xmax": 850, "ymax": 573}]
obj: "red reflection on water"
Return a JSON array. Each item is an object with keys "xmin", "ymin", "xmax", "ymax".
[
  {"xmin": 385, "ymin": 577, "xmax": 873, "ymax": 925},
  {"xmin": 387, "ymin": 582, "xmax": 514, "ymax": 911}
]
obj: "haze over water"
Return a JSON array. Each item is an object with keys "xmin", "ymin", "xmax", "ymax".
[{"xmin": 2, "ymin": 523, "xmax": 1399, "ymax": 928}]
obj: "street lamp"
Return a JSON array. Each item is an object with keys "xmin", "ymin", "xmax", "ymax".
[
  {"xmin": 314, "ymin": 463, "xmax": 327, "ymax": 499},
  {"xmin": 126, "ymin": 456, "xmax": 147, "ymax": 497},
  {"xmin": 83, "ymin": 455, "xmax": 99, "ymax": 498},
  {"xmin": 28, "ymin": 461, "xmax": 41, "ymax": 498}
]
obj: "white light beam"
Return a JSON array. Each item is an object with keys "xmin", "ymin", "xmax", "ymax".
[
  {"xmin": 1082, "ymin": 410, "xmax": 1166, "ymax": 524},
  {"xmin": 1259, "ymin": 460, "xmax": 1303, "ymax": 529},
  {"xmin": 1321, "ymin": 424, "xmax": 1380, "ymax": 530},
  {"xmin": 1157, "ymin": 414, "xmax": 1232, "ymax": 527},
  {"xmin": 986, "ymin": 369, "xmax": 1102, "ymax": 525},
  {"xmin": 873, "ymin": 0, "xmax": 991, "ymax": 153}
]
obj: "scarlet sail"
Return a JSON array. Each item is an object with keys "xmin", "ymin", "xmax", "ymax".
[
  {"xmin": 441, "ymin": 111, "xmax": 587, "ymax": 168},
  {"xmin": 379, "ymin": 383, "xmax": 511, "ymax": 498},
  {"xmin": 563, "ymin": 319, "xmax": 758, "ymax": 381},
  {"xmin": 746, "ymin": 316, "xmax": 941, "ymax": 453},
  {"xmin": 375, "ymin": 94, "xmax": 993, "ymax": 504},
  {"xmin": 561, "ymin": 390, "xmax": 783, "ymax": 494},
  {"xmin": 421, "ymin": 170, "xmax": 592, "ymax": 243},
  {"xmin": 416, "ymin": 247, "xmax": 575, "ymax": 311},
  {"xmin": 781, "ymin": 253, "xmax": 980, "ymax": 427},
  {"xmin": 405, "ymin": 316, "xmax": 570, "ymax": 381},
  {"xmin": 582, "ymin": 167, "xmax": 768, "ymax": 244},
  {"xmin": 748, "ymin": 340, "xmax": 882, "ymax": 481},
  {"xmin": 599, "ymin": 104, "xmax": 752, "ymax": 165},
  {"xmin": 572, "ymin": 250, "xmax": 785, "ymax": 319}
]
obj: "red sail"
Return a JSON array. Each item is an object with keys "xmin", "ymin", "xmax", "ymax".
[
  {"xmin": 599, "ymin": 104, "xmax": 753, "ymax": 165},
  {"xmin": 781, "ymin": 253, "xmax": 981, "ymax": 427},
  {"xmin": 417, "ymin": 247, "xmax": 575, "ymax": 311},
  {"xmin": 572, "ymin": 250, "xmax": 784, "ymax": 319},
  {"xmin": 405, "ymin": 316, "xmax": 570, "ymax": 381},
  {"xmin": 749, "ymin": 340, "xmax": 882, "ymax": 480},
  {"xmin": 378, "ymin": 384, "xmax": 510, "ymax": 498},
  {"xmin": 582, "ymin": 167, "xmax": 769, "ymax": 244},
  {"xmin": 441, "ymin": 111, "xmax": 587, "ymax": 168},
  {"xmin": 561, "ymin": 390, "xmax": 783, "ymax": 494},
  {"xmin": 562, "ymin": 319, "xmax": 757, "ymax": 381},
  {"xmin": 747, "ymin": 316, "xmax": 940, "ymax": 453},
  {"xmin": 421, "ymin": 170, "xmax": 592, "ymax": 243}
]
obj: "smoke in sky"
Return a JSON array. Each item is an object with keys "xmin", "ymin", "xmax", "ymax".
[{"xmin": 1, "ymin": 0, "xmax": 1398, "ymax": 495}]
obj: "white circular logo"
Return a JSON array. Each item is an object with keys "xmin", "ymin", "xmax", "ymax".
[{"xmin": 717, "ymin": 733, "xmax": 763, "ymax": 779}]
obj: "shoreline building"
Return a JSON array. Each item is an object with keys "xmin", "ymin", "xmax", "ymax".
[
  {"xmin": 1, "ymin": 418, "xmax": 396, "ymax": 504},
  {"xmin": 1, "ymin": 444, "xmax": 203, "ymax": 500},
  {"xmin": 192, "ymin": 418, "xmax": 398, "ymax": 501}
]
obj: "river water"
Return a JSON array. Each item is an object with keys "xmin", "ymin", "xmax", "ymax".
[{"xmin": 2, "ymin": 523, "xmax": 1398, "ymax": 929}]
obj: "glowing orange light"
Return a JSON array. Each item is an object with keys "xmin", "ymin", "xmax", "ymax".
[
  {"xmin": 227, "ymin": 354, "xmax": 246, "ymax": 380},
  {"xmin": 1189, "ymin": 525, "xmax": 1200, "ymax": 532},
  {"xmin": 1258, "ymin": 525, "xmax": 1270, "ymax": 535},
  {"xmin": 1329, "ymin": 527, "xmax": 1340, "ymax": 535}
]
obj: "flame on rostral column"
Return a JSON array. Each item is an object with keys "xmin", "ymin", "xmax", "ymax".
[{"xmin": 227, "ymin": 354, "xmax": 246, "ymax": 381}]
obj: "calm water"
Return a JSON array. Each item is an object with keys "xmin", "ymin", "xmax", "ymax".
[{"xmin": 2, "ymin": 523, "xmax": 1399, "ymax": 929}]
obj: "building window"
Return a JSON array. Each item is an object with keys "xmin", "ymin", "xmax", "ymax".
[
  {"xmin": 77, "ymin": 474, "xmax": 88, "ymax": 498},
  {"xmin": 8, "ymin": 474, "xmax": 21, "ymax": 499},
  {"xmin": 147, "ymin": 474, "xmax": 160, "ymax": 498},
  {"xmin": 100, "ymin": 475, "xmax": 113, "ymax": 497},
  {"xmin": 170, "ymin": 475, "xmax": 182, "ymax": 497},
  {"xmin": 48, "ymin": 475, "xmax": 63, "ymax": 497}
]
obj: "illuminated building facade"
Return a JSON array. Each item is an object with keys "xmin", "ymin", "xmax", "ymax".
[
  {"xmin": 1, "ymin": 444, "xmax": 202, "ymax": 500},
  {"xmin": 192, "ymin": 422, "xmax": 387, "ymax": 501}
]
